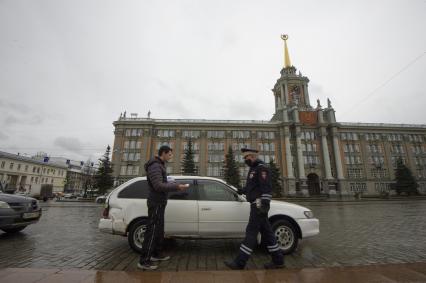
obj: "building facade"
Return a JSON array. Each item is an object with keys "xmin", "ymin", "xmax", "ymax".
[
  {"xmin": 111, "ymin": 37, "xmax": 426, "ymax": 197},
  {"xmin": 0, "ymin": 151, "xmax": 68, "ymax": 195}
]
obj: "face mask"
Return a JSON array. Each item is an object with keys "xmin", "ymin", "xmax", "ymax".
[{"xmin": 244, "ymin": 159, "xmax": 252, "ymax": 166}]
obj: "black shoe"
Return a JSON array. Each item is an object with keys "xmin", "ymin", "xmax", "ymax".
[
  {"xmin": 137, "ymin": 261, "xmax": 158, "ymax": 270},
  {"xmin": 151, "ymin": 254, "xmax": 171, "ymax": 261},
  {"xmin": 264, "ymin": 261, "xmax": 285, "ymax": 269},
  {"xmin": 224, "ymin": 261, "xmax": 244, "ymax": 270}
]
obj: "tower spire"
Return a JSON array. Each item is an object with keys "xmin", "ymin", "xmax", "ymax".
[{"xmin": 281, "ymin": 34, "xmax": 292, "ymax": 68}]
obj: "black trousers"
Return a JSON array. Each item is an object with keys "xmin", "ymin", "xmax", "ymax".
[
  {"xmin": 139, "ymin": 200, "xmax": 166, "ymax": 264},
  {"xmin": 234, "ymin": 204, "xmax": 284, "ymax": 267}
]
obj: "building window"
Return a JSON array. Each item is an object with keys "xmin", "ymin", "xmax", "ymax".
[
  {"xmin": 391, "ymin": 144, "xmax": 405, "ymax": 154},
  {"xmin": 157, "ymin": 130, "xmax": 175, "ymax": 138},
  {"xmin": 340, "ymin": 132, "xmax": 359, "ymax": 141},
  {"xmin": 257, "ymin": 131, "xmax": 275, "ymax": 140},
  {"xmin": 365, "ymin": 133, "xmax": 381, "ymax": 141},
  {"xmin": 207, "ymin": 131, "xmax": 225, "ymax": 138},
  {"xmin": 208, "ymin": 142, "xmax": 224, "ymax": 151},
  {"xmin": 207, "ymin": 164, "xmax": 223, "ymax": 177},
  {"xmin": 182, "ymin": 130, "xmax": 200, "ymax": 138},
  {"xmin": 232, "ymin": 131, "xmax": 250, "ymax": 139},
  {"xmin": 302, "ymin": 131, "xmax": 316, "ymax": 140},
  {"xmin": 259, "ymin": 143, "xmax": 276, "ymax": 152},
  {"xmin": 0, "ymin": 161, "xmax": 5, "ymax": 169},
  {"xmin": 183, "ymin": 142, "xmax": 200, "ymax": 151},
  {"xmin": 208, "ymin": 154, "xmax": 224, "ymax": 163},
  {"xmin": 232, "ymin": 143, "xmax": 251, "ymax": 151},
  {"xmin": 125, "ymin": 128, "xmax": 143, "ymax": 137},
  {"xmin": 9, "ymin": 162, "xmax": 14, "ymax": 170},
  {"xmin": 17, "ymin": 164, "xmax": 21, "ymax": 171}
]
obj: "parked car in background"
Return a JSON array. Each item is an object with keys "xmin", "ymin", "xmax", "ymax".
[
  {"xmin": 99, "ymin": 176, "xmax": 319, "ymax": 255},
  {"xmin": 0, "ymin": 192, "xmax": 42, "ymax": 233},
  {"xmin": 95, "ymin": 194, "xmax": 107, "ymax": 204}
]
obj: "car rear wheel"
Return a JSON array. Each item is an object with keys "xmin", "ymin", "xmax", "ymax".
[
  {"xmin": 271, "ymin": 219, "xmax": 298, "ymax": 255},
  {"xmin": 1, "ymin": 226, "xmax": 27, "ymax": 233},
  {"xmin": 127, "ymin": 219, "xmax": 147, "ymax": 253}
]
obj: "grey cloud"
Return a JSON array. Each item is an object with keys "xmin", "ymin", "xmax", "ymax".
[
  {"xmin": 0, "ymin": 131, "xmax": 9, "ymax": 140},
  {"xmin": 53, "ymin": 137, "xmax": 83, "ymax": 154},
  {"xmin": 4, "ymin": 115, "xmax": 20, "ymax": 125}
]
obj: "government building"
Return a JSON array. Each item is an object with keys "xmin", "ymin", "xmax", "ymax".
[{"xmin": 111, "ymin": 36, "xmax": 426, "ymax": 197}]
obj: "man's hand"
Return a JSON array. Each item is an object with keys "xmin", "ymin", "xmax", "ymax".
[{"xmin": 177, "ymin": 184, "xmax": 190, "ymax": 191}]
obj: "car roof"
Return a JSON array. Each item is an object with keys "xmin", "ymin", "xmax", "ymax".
[{"xmin": 128, "ymin": 176, "xmax": 228, "ymax": 181}]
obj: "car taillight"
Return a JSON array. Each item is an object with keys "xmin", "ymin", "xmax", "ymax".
[{"xmin": 102, "ymin": 205, "xmax": 110, "ymax": 219}]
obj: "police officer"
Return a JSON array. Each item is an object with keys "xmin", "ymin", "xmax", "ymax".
[{"xmin": 225, "ymin": 148, "xmax": 284, "ymax": 270}]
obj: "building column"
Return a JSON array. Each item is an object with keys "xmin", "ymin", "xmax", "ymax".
[
  {"xmin": 320, "ymin": 127, "xmax": 334, "ymax": 195},
  {"xmin": 303, "ymin": 83, "xmax": 311, "ymax": 107},
  {"xmin": 17, "ymin": 175, "xmax": 22, "ymax": 190},
  {"xmin": 279, "ymin": 84, "xmax": 286, "ymax": 108},
  {"xmin": 331, "ymin": 127, "xmax": 347, "ymax": 195},
  {"xmin": 284, "ymin": 82, "xmax": 289, "ymax": 105},
  {"xmin": 320, "ymin": 128, "xmax": 333, "ymax": 180},
  {"xmin": 275, "ymin": 94, "xmax": 279, "ymax": 111},
  {"xmin": 295, "ymin": 127, "xmax": 307, "ymax": 195},
  {"xmin": 283, "ymin": 127, "xmax": 295, "ymax": 195}
]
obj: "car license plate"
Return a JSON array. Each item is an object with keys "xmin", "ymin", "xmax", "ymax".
[{"xmin": 23, "ymin": 212, "xmax": 40, "ymax": 219}]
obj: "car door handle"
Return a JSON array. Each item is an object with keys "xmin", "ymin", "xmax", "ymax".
[{"xmin": 201, "ymin": 208, "xmax": 211, "ymax": 211}]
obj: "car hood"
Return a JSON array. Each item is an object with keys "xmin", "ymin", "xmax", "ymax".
[
  {"xmin": 0, "ymin": 193, "xmax": 36, "ymax": 203},
  {"xmin": 270, "ymin": 200, "xmax": 311, "ymax": 211}
]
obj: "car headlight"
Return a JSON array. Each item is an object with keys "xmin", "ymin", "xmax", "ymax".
[
  {"xmin": 304, "ymin": 210, "xmax": 314, "ymax": 218},
  {"xmin": 0, "ymin": 201, "xmax": 11, "ymax": 209}
]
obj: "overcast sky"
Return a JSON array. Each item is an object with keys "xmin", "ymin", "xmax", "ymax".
[{"xmin": 0, "ymin": 0, "xmax": 425, "ymax": 163}]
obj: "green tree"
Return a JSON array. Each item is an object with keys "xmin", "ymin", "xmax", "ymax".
[
  {"xmin": 223, "ymin": 146, "xmax": 241, "ymax": 188},
  {"xmin": 182, "ymin": 139, "xmax": 196, "ymax": 175},
  {"xmin": 394, "ymin": 158, "xmax": 418, "ymax": 195},
  {"xmin": 94, "ymin": 145, "xmax": 114, "ymax": 195},
  {"xmin": 269, "ymin": 158, "xmax": 283, "ymax": 198}
]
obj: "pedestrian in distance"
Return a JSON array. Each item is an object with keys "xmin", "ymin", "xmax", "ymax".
[
  {"xmin": 225, "ymin": 148, "xmax": 285, "ymax": 270},
  {"xmin": 137, "ymin": 145, "xmax": 189, "ymax": 271}
]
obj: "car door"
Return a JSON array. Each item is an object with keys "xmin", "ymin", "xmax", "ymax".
[
  {"xmin": 197, "ymin": 179, "xmax": 250, "ymax": 237},
  {"xmin": 165, "ymin": 179, "xmax": 199, "ymax": 236}
]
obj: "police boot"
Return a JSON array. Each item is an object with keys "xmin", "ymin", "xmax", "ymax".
[{"xmin": 224, "ymin": 261, "xmax": 244, "ymax": 270}]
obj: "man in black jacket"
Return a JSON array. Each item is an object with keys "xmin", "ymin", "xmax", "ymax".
[
  {"xmin": 225, "ymin": 148, "xmax": 284, "ymax": 270},
  {"xmin": 138, "ymin": 145, "xmax": 189, "ymax": 270}
]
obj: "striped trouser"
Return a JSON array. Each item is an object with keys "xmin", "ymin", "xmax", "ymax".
[
  {"xmin": 139, "ymin": 200, "xmax": 166, "ymax": 264},
  {"xmin": 234, "ymin": 204, "xmax": 284, "ymax": 267}
]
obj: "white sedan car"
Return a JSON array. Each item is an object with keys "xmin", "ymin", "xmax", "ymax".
[{"xmin": 99, "ymin": 176, "xmax": 319, "ymax": 254}]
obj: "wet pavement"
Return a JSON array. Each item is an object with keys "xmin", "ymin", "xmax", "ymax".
[
  {"xmin": 1, "ymin": 200, "xmax": 426, "ymax": 272},
  {"xmin": 1, "ymin": 262, "xmax": 426, "ymax": 283}
]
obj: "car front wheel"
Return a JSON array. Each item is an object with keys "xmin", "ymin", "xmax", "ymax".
[
  {"xmin": 1, "ymin": 226, "xmax": 27, "ymax": 233},
  {"xmin": 127, "ymin": 219, "xmax": 147, "ymax": 253},
  {"xmin": 271, "ymin": 219, "xmax": 298, "ymax": 255}
]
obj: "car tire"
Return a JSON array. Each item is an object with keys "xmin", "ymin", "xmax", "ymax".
[
  {"xmin": 271, "ymin": 219, "xmax": 298, "ymax": 255},
  {"xmin": 1, "ymin": 226, "xmax": 27, "ymax": 233},
  {"xmin": 128, "ymin": 219, "xmax": 147, "ymax": 254}
]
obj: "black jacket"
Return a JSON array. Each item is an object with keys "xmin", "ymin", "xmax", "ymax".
[
  {"xmin": 241, "ymin": 159, "xmax": 273, "ymax": 204},
  {"xmin": 144, "ymin": 157, "xmax": 179, "ymax": 204}
]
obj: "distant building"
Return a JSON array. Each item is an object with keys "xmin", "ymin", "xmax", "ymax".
[
  {"xmin": 0, "ymin": 151, "xmax": 67, "ymax": 194},
  {"xmin": 111, "ymin": 36, "xmax": 426, "ymax": 197},
  {"xmin": 32, "ymin": 156, "xmax": 97, "ymax": 196}
]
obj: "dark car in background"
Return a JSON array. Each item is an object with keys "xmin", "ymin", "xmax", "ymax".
[{"xmin": 0, "ymin": 193, "xmax": 42, "ymax": 233}]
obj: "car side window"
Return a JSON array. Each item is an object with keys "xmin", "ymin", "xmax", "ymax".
[
  {"xmin": 198, "ymin": 180, "xmax": 238, "ymax": 201},
  {"xmin": 168, "ymin": 179, "xmax": 197, "ymax": 200},
  {"xmin": 117, "ymin": 180, "xmax": 149, "ymax": 199}
]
